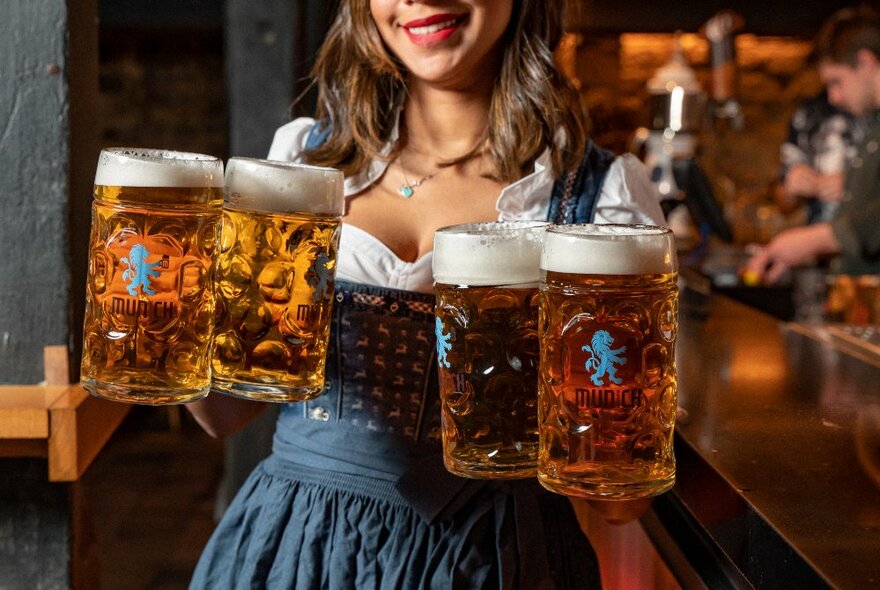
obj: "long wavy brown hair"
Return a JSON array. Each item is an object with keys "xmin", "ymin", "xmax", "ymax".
[{"xmin": 302, "ymin": 0, "xmax": 587, "ymax": 182}]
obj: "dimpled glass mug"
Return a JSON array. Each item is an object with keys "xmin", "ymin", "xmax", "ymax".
[
  {"xmin": 537, "ymin": 224, "xmax": 679, "ymax": 499},
  {"xmin": 81, "ymin": 148, "xmax": 224, "ymax": 405},
  {"xmin": 433, "ymin": 221, "xmax": 548, "ymax": 479},
  {"xmin": 210, "ymin": 158, "xmax": 344, "ymax": 402}
]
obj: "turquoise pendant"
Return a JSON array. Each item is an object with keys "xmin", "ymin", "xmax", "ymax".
[{"xmin": 399, "ymin": 185, "xmax": 415, "ymax": 198}]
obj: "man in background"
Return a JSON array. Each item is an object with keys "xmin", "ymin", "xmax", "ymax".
[{"xmin": 747, "ymin": 6, "xmax": 880, "ymax": 283}]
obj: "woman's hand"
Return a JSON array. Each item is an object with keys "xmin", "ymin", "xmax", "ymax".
[
  {"xmin": 186, "ymin": 393, "xmax": 269, "ymax": 439},
  {"xmin": 570, "ymin": 497, "xmax": 654, "ymax": 525}
]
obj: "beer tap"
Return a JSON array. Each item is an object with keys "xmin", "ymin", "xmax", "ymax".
[
  {"xmin": 704, "ymin": 10, "xmax": 745, "ymax": 130},
  {"xmin": 629, "ymin": 32, "xmax": 733, "ymax": 248}
]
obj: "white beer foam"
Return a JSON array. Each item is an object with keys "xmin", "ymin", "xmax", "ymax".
[
  {"xmin": 433, "ymin": 221, "xmax": 549, "ymax": 286},
  {"xmin": 224, "ymin": 157, "xmax": 344, "ymax": 216},
  {"xmin": 541, "ymin": 224, "xmax": 677, "ymax": 275},
  {"xmin": 95, "ymin": 148, "xmax": 224, "ymax": 188}
]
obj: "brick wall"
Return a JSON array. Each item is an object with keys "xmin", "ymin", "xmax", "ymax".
[
  {"xmin": 567, "ymin": 33, "xmax": 819, "ymax": 242},
  {"xmin": 99, "ymin": 27, "xmax": 228, "ymax": 159}
]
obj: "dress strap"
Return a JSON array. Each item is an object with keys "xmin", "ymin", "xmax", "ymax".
[
  {"xmin": 304, "ymin": 118, "xmax": 332, "ymax": 150},
  {"xmin": 546, "ymin": 139, "xmax": 616, "ymax": 224}
]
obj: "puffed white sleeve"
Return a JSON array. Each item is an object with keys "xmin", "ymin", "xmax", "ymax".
[
  {"xmin": 266, "ymin": 117, "xmax": 318, "ymax": 162},
  {"xmin": 593, "ymin": 153, "xmax": 666, "ymax": 226}
]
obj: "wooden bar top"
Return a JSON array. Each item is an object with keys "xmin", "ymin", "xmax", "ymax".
[
  {"xmin": 669, "ymin": 283, "xmax": 880, "ymax": 589},
  {"xmin": 0, "ymin": 384, "xmax": 130, "ymax": 482}
]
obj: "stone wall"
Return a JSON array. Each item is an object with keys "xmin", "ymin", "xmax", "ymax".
[{"xmin": 0, "ymin": 1, "xmax": 82, "ymax": 384}]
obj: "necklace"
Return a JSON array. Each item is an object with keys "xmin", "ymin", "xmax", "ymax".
[
  {"xmin": 397, "ymin": 156, "xmax": 435, "ymax": 199},
  {"xmin": 395, "ymin": 141, "xmax": 485, "ymax": 198}
]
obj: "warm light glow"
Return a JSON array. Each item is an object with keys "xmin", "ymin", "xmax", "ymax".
[
  {"xmin": 620, "ymin": 33, "xmax": 708, "ymax": 65},
  {"xmin": 728, "ymin": 338, "xmax": 787, "ymax": 393},
  {"xmin": 555, "ymin": 32, "xmax": 582, "ymax": 89},
  {"xmin": 618, "ymin": 32, "xmax": 812, "ymax": 86},
  {"xmin": 669, "ymin": 85, "xmax": 684, "ymax": 131}
]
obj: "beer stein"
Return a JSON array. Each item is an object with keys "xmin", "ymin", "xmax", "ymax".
[
  {"xmin": 210, "ymin": 158, "xmax": 344, "ymax": 402},
  {"xmin": 433, "ymin": 221, "xmax": 548, "ymax": 479},
  {"xmin": 538, "ymin": 224, "xmax": 679, "ymax": 499},
  {"xmin": 81, "ymin": 148, "xmax": 224, "ymax": 404}
]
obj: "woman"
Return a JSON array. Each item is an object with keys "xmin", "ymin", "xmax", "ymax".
[{"xmin": 189, "ymin": 1, "xmax": 664, "ymax": 588}]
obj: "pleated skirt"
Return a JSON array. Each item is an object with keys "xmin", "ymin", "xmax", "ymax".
[{"xmin": 189, "ymin": 454, "xmax": 601, "ymax": 590}]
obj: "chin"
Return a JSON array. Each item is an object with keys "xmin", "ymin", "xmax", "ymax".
[{"xmin": 407, "ymin": 62, "xmax": 465, "ymax": 86}]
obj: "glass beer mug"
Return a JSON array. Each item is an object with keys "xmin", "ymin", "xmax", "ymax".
[
  {"xmin": 210, "ymin": 158, "xmax": 344, "ymax": 402},
  {"xmin": 81, "ymin": 148, "xmax": 224, "ymax": 404},
  {"xmin": 538, "ymin": 224, "xmax": 679, "ymax": 499},
  {"xmin": 433, "ymin": 221, "xmax": 548, "ymax": 479}
]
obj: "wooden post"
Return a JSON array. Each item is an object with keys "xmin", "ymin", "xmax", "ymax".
[
  {"xmin": 226, "ymin": 0, "xmax": 297, "ymax": 157},
  {"xmin": 225, "ymin": 0, "xmax": 333, "ymax": 157}
]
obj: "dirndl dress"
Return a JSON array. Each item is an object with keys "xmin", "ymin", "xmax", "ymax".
[
  {"xmin": 189, "ymin": 281, "xmax": 601, "ymax": 590},
  {"xmin": 190, "ymin": 140, "xmax": 616, "ymax": 589}
]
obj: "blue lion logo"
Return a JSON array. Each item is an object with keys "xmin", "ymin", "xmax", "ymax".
[
  {"xmin": 307, "ymin": 252, "xmax": 333, "ymax": 303},
  {"xmin": 582, "ymin": 330, "xmax": 627, "ymax": 386},
  {"xmin": 435, "ymin": 317, "xmax": 452, "ymax": 369},
  {"xmin": 121, "ymin": 244, "xmax": 161, "ymax": 296}
]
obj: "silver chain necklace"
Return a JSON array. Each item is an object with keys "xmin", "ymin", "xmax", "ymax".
[
  {"xmin": 396, "ymin": 141, "xmax": 484, "ymax": 198},
  {"xmin": 397, "ymin": 155, "xmax": 435, "ymax": 198}
]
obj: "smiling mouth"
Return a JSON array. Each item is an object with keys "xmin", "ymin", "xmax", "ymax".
[{"xmin": 406, "ymin": 17, "xmax": 462, "ymax": 36}]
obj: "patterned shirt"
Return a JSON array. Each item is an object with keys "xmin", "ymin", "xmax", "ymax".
[{"xmin": 780, "ymin": 91, "xmax": 862, "ymax": 223}]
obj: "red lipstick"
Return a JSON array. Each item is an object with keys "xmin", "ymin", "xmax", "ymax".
[{"xmin": 402, "ymin": 13, "xmax": 466, "ymax": 47}]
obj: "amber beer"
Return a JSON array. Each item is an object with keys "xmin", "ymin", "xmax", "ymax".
[
  {"xmin": 538, "ymin": 224, "xmax": 678, "ymax": 499},
  {"xmin": 81, "ymin": 148, "xmax": 224, "ymax": 404},
  {"xmin": 433, "ymin": 221, "xmax": 548, "ymax": 478},
  {"xmin": 210, "ymin": 158, "xmax": 343, "ymax": 402}
]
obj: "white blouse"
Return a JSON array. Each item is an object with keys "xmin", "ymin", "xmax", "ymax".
[{"xmin": 268, "ymin": 118, "xmax": 665, "ymax": 294}]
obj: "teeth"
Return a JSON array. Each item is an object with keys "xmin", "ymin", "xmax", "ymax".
[{"xmin": 408, "ymin": 19, "xmax": 457, "ymax": 36}]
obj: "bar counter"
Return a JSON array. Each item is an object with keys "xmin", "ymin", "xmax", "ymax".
[{"xmin": 649, "ymin": 275, "xmax": 880, "ymax": 589}]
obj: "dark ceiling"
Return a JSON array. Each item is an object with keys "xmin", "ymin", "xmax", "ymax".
[
  {"xmin": 573, "ymin": 0, "xmax": 860, "ymax": 37},
  {"xmin": 99, "ymin": 0, "xmax": 865, "ymax": 38}
]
